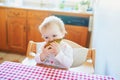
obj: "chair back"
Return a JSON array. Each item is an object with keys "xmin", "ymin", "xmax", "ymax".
[
  {"xmin": 26, "ymin": 40, "xmax": 95, "ymax": 67},
  {"xmin": 62, "ymin": 39, "xmax": 95, "ymax": 67}
]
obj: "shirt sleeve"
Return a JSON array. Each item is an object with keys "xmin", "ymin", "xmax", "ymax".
[
  {"xmin": 34, "ymin": 42, "xmax": 45, "ymax": 63},
  {"xmin": 55, "ymin": 42, "xmax": 73, "ymax": 68}
]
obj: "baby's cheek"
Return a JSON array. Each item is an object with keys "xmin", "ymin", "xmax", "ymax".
[{"xmin": 63, "ymin": 45, "xmax": 67, "ymax": 48}]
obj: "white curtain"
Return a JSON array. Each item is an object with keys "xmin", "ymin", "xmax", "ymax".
[{"xmin": 92, "ymin": 0, "xmax": 120, "ymax": 80}]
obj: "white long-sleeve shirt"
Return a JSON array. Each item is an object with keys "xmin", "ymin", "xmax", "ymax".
[{"xmin": 35, "ymin": 41, "xmax": 73, "ymax": 68}]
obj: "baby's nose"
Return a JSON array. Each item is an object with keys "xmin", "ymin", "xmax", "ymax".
[{"xmin": 49, "ymin": 37, "xmax": 54, "ymax": 41}]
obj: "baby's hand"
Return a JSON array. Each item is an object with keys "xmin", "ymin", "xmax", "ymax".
[
  {"xmin": 48, "ymin": 42, "xmax": 61, "ymax": 56},
  {"xmin": 40, "ymin": 46, "xmax": 51, "ymax": 61}
]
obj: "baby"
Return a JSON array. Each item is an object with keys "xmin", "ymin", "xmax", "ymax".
[{"xmin": 35, "ymin": 16, "xmax": 73, "ymax": 69}]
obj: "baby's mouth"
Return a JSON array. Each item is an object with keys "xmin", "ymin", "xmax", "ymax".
[{"xmin": 44, "ymin": 39, "xmax": 62, "ymax": 49}]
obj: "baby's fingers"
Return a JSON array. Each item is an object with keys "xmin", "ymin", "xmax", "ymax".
[
  {"xmin": 45, "ymin": 46, "xmax": 51, "ymax": 50},
  {"xmin": 50, "ymin": 42, "xmax": 59, "ymax": 47}
]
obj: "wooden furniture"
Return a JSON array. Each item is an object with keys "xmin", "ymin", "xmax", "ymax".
[
  {"xmin": 0, "ymin": 7, "xmax": 7, "ymax": 50},
  {"xmin": 7, "ymin": 8, "xmax": 27, "ymax": 53},
  {"xmin": 65, "ymin": 25, "xmax": 88, "ymax": 47},
  {"xmin": 27, "ymin": 10, "xmax": 50, "ymax": 42},
  {"xmin": 0, "ymin": 6, "xmax": 92, "ymax": 54},
  {"xmin": 23, "ymin": 40, "xmax": 95, "ymax": 74}
]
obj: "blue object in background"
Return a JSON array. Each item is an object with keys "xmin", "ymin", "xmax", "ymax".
[{"xmin": 54, "ymin": 15, "xmax": 89, "ymax": 27}]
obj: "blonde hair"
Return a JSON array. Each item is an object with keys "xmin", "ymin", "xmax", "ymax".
[{"xmin": 39, "ymin": 16, "xmax": 67, "ymax": 34}]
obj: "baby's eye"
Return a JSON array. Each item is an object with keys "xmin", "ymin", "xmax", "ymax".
[
  {"xmin": 45, "ymin": 37, "xmax": 48, "ymax": 39},
  {"xmin": 53, "ymin": 35, "xmax": 57, "ymax": 37}
]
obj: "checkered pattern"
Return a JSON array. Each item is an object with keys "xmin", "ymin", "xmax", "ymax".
[{"xmin": 0, "ymin": 61, "xmax": 114, "ymax": 80}]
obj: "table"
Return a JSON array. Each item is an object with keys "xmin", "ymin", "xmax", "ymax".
[{"xmin": 0, "ymin": 61, "xmax": 114, "ymax": 80}]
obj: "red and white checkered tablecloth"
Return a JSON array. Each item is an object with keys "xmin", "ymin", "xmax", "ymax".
[{"xmin": 0, "ymin": 61, "xmax": 114, "ymax": 80}]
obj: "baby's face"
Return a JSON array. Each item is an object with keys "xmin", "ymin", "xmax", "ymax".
[{"xmin": 41, "ymin": 23, "xmax": 65, "ymax": 42}]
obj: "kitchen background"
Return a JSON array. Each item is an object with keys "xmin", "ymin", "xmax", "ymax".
[
  {"xmin": 0, "ymin": 0, "xmax": 120, "ymax": 80},
  {"xmin": 0, "ymin": 0, "xmax": 94, "ymax": 12},
  {"xmin": 0, "ymin": 0, "xmax": 94, "ymax": 73}
]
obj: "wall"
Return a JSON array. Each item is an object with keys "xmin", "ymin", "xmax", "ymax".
[{"xmin": 92, "ymin": 0, "xmax": 120, "ymax": 80}]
